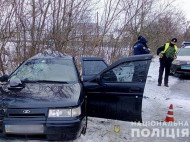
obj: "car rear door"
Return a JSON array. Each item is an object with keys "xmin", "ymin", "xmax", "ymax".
[{"xmin": 82, "ymin": 54, "xmax": 152, "ymax": 122}]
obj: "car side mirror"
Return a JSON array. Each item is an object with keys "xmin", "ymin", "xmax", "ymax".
[
  {"xmin": 8, "ymin": 78, "xmax": 24, "ymax": 91},
  {"xmin": 0, "ymin": 74, "xmax": 9, "ymax": 82},
  {"xmin": 96, "ymin": 75, "xmax": 106, "ymax": 86}
]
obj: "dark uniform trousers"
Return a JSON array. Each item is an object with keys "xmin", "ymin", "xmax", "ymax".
[{"xmin": 158, "ymin": 58, "xmax": 172, "ymax": 85}]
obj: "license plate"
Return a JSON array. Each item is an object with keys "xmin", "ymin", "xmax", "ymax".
[
  {"xmin": 181, "ymin": 66, "xmax": 190, "ymax": 70},
  {"xmin": 5, "ymin": 125, "xmax": 44, "ymax": 134}
]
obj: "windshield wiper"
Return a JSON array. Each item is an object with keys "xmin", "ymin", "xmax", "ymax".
[
  {"xmin": 21, "ymin": 79, "xmax": 38, "ymax": 83},
  {"xmin": 35, "ymin": 80, "xmax": 69, "ymax": 84},
  {"xmin": 22, "ymin": 79, "xmax": 68, "ymax": 84}
]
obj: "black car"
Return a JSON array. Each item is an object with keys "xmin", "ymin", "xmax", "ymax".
[{"xmin": 0, "ymin": 50, "xmax": 152, "ymax": 141}]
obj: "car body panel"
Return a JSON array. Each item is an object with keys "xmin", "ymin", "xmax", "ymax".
[
  {"xmin": 171, "ymin": 47, "xmax": 190, "ymax": 76},
  {"xmin": 176, "ymin": 56, "xmax": 190, "ymax": 62},
  {"xmin": 82, "ymin": 54, "xmax": 153, "ymax": 122},
  {"xmin": 3, "ymin": 117, "xmax": 85, "ymax": 141},
  {"xmin": 1, "ymin": 83, "xmax": 82, "ymax": 108}
]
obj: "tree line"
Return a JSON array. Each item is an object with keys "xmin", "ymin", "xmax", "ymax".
[{"xmin": 0, "ymin": 0, "xmax": 190, "ymax": 75}]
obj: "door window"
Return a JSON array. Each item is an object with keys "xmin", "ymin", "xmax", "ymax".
[
  {"xmin": 102, "ymin": 60, "xmax": 148, "ymax": 82},
  {"xmin": 83, "ymin": 61, "xmax": 107, "ymax": 76}
]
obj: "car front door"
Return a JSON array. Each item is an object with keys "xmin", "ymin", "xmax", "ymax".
[{"xmin": 82, "ymin": 54, "xmax": 152, "ymax": 122}]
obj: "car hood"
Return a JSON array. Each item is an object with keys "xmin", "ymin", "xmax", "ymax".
[
  {"xmin": 176, "ymin": 56, "xmax": 190, "ymax": 62},
  {"xmin": 0, "ymin": 83, "xmax": 82, "ymax": 108}
]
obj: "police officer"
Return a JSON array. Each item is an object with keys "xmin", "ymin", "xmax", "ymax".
[
  {"xmin": 157, "ymin": 38, "xmax": 178, "ymax": 87},
  {"xmin": 133, "ymin": 36, "xmax": 150, "ymax": 55}
]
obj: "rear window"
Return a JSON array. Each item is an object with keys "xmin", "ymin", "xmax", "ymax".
[{"xmin": 83, "ymin": 61, "xmax": 107, "ymax": 76}]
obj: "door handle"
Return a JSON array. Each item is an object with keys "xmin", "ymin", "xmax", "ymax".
[{"xmin": 129, "ymin": 87, "xmax": 141, "ymax": 92}]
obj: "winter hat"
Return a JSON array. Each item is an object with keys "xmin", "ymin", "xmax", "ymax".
[
  {"xmin": 171, "ymin": 38, "xmax": 177, "ymax": 42},
  {"xmin": 138, "ymin": 36, "xmax": 142, "ymax": 40},
  {"xmin": 138, "ymin": 35, "xmax": 148, "ymax": 43}
]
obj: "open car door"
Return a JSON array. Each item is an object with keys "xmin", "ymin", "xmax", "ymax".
[{"xmin": 82, "ymin": 54, "xmax": 153, "ymax": 122}]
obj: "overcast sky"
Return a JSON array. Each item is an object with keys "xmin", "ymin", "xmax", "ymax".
[
  {"xmin": 175, "ymin": 0, "xmax": 190, "ymax": 20},
  {"xmin": 97, "ymin": 0, "xmax": 190, "ymax": 21}
]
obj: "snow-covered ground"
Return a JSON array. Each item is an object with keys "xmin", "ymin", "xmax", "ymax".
[{"xmin": 1, "ymin": 57, "xmax": 190, "ymax": 142}]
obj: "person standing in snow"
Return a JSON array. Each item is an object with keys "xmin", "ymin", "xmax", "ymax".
[
  {"xmin": 157, "ymin": 38, "xmax": 178, "ymax": 87},
  {"xmin": 133, "ymin": 35, "xmax": 150, "ymax": 55}
]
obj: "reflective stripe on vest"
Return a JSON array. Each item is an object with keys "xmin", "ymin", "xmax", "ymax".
[{"xmin": 164, "ymin": 43, "xmax": 178, "ymax": 54}]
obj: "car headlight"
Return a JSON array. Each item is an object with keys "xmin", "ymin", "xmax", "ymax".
[
  {"xmin": 48, "ymin": 107, "xmax": 81, "ymax": 117},
  {"xmin": 173, "ymin": 60, "xmax": 180, "ymax": 65},
  {"xmin": 173, "ymin": 60, "xmax": 188, "ymax": 65},
  {"xmin": 72, "ymin": 107, "xmax": 81, "ymax": 117},
  {"xmin": 180, "ymin": 61, "xmax": 188, "ymax": 64}
]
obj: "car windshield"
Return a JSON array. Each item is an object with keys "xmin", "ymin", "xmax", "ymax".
[
  {"xmin": 178, "ymin": 48, "xmax": 190, "ymax": 56},
  {"xmin": 10, "ymin": 58, "xmax": 78, "ymax": 82}
]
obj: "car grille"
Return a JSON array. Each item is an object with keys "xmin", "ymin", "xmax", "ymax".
[
  {"xmin": 5, "ymin": 134, "xmax": 46, "ymax": 140},
  {"xmin": 177, "ymin": 68, "xmax": 190, "ymax": 72},
  {"xmin": 7, "ymin": 109, "xmax": 47, "ymax": 118}
]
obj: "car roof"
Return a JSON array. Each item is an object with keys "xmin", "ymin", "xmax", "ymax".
[
  {"xmin": 181, "ymin": 41, "xmax": 190, "ymax": 48},
  {"xmin": 81, "ymin": 57, "xmax": 105, "ymax": 61},
  {"xmin": 30, "ymin": 50, "xmax": 73, "ymax": 60}
]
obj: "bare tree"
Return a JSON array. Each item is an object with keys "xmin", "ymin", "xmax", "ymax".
[
  {"xmin": 0, "ymin": 0, "xmax": 189, "ymax": 74},
  {"xmin": 0, "ymin": 1, "xmax": 16, "ymax": 75}
]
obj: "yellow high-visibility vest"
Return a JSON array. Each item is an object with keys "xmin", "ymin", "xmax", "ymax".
[{"xmin": 163, "ymin": 43, "xmax": 178, "ymax": 54}]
